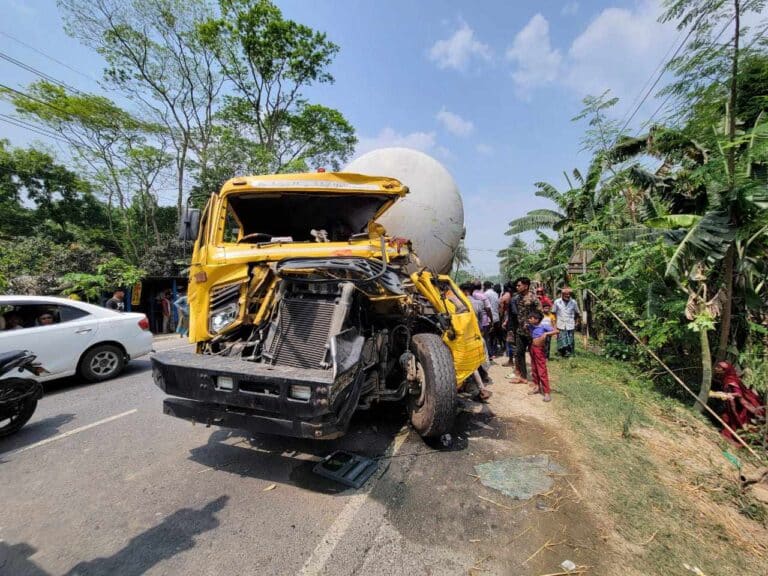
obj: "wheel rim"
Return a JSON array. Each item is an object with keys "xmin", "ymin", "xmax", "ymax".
[
  {"xmin": 413, "ymin": 360, "xmax": 427, "ymax": 408},
  {"xmin": 90, "ymin": 350, "xmax": 119, "ymax": 376}
]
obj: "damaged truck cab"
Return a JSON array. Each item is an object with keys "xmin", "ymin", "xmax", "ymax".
[{"xmin": 151, "ymin": 172, "xmax": 485, "ymax": 440}]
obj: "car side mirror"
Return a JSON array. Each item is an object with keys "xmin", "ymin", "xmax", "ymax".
[{"xmin": 178, "ymin": 207, "xmax": 201, "ymax": 241}]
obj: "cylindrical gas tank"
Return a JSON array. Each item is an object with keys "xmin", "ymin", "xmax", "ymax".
[{"xmin": 345, "ymin": 148, "xmax": 464, "ymax": 274}]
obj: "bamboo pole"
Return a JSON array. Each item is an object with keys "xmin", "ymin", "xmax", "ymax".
[{"xmin": 587, "ymin": 289, "xmax": 761, "ymax": 460}]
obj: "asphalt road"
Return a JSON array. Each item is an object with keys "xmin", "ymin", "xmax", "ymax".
[
  {"xmin": 0, "ymin": 338, "xmax": 598, "ymax": 576},
  {"xmin": 0, "ymin": 337, "xmax": 445, "ymax": 576}
]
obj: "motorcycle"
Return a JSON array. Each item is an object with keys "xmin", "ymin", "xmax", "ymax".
[{"xmin": 0, "ymin": 350, "xmax": 44, "ymax": 437}]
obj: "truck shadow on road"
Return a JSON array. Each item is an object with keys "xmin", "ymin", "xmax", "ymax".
[
  {"xmin": 187, "ymin": 406, "xmax": 419, "ymax": 494},
  {"xmin": 185, "ymin": 402, "xmax": 485, "ymax": 494},
  {"xmin": 0, "ymin": 496, "xmax": 229, "ymax": 576}
]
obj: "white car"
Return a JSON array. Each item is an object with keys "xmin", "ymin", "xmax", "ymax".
[{"xmin": 0, "ymin": 295, "xmax": 153, "ymax": 382}]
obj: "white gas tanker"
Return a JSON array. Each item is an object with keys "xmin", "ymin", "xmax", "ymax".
[{"xmin": 346, "ymin": 148, "xmax": 464, "ymax": 274}]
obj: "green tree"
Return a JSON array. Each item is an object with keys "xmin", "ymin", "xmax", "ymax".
[
  {"xmin": 58, "ymin": 0, "xmax": 223, "ymax": 215},
  {"xmin": 4, "ymin": 81, "xmax": 172, "ymax": 262},
  {"xmin": 661, "ymin": 0, "xmax": 768, "ymax": 359},
  {"xmin": 197, "ymin": 0, "xmax": 356, "ymax": 174}
]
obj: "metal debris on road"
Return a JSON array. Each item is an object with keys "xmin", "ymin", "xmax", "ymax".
[
  {"xmin": 474, "ymin": 455, "xmax": 564, "ymax": 500},
  {"xmin": 313, "ymin": 451, "xmax": 378, "ymax": 489}
]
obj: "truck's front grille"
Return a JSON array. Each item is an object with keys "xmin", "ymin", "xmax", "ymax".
[{"xmin": 266, "ymin": 298, "xmax": 337, "ymax": 369}]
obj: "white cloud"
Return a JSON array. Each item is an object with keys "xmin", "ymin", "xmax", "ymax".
[
  {"xmin": 355, "ymin": 127, "xmax": 437, "ymax": 158},
  {"xmin": 561, "ymin": 2, "xmax": 579, "ymax": 16},
  {"xmin": 476, "ymin": 143, "xmax": 494, "ymax": 155},
  {"xmin": 436, "ymin": 107, "xmax": 474, "ymax": 136},
  {"xmin": 564, "ymin": 0, "xmax": 678, "ymax": 100},
  {"xmin": 505, "ymin": 14, "xmax": 562, "ymax": 96},
  {"xmin": 428, "ymin": 22, "xmax": 492, "ymax": 71}
]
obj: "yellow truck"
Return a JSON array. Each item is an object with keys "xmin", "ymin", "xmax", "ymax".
[{"xmin": 151, "ymin": 170, "xmax": 485, "ymax": 440}]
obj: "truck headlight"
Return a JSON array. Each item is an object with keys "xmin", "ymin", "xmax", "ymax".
[{"xmin": 210, "ymin": 303, "xmax": 239, "ymax": 334}]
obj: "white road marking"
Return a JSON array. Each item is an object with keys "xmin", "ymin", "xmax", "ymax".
[
  {"xmin": 297, "ymin": 427, "xmax": 410, "ymax": 576},
  {"xmin": 5, "ymin": 409, "xmax": 138, "ymax": 457}
]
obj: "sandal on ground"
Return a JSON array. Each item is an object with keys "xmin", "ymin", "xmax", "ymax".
[
  {"xmin": 528, "ymin": 388, "xmax": 541, "ymax": 395},
  {"xmin": 542, "ymin": 393, "xmax": 552, "ymax": 402}
]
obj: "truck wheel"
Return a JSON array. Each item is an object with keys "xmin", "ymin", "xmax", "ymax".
[{"xmin": 408, "ymin": 333, "xmax": 457, "ymax": 438}]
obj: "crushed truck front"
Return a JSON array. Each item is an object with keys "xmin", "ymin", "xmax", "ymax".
[{"xmin": 152, "ymin": 172, "xmax": 485, "ymax": 439}]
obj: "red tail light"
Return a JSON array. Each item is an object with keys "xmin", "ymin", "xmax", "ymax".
[{"xmin": 138, "ymin": 316, "xmax": 150, "ymax": 331}]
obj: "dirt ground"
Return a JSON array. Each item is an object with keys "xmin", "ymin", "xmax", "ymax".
[
  {"xmin": 357, "ymin": 359, "xmax": 610, "ymax": 576},
  {"xmin": 415, "ymin": 354, "xmax": 768, "ymax": 576}
]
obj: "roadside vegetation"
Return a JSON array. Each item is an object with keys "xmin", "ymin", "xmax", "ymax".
[
  {"xmin": 549, "ymin": 353, "xmax": 767, "ymax": 575},
  {"xmin": 0, "ymin": 0, "xmax": 356, "ymax": 296},
  {"xmin": 499, "ymin": 0, "xmax": 768, "ymax": 453}
]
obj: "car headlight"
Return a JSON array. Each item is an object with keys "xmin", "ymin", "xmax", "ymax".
[{"xmin": 209, "ymin": 303, "xmax": 239, "ymax": 334}]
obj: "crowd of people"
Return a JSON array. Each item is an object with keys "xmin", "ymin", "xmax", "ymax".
[
  {"xmin": 105, "ymin": 288, "xmax": 189, "ymax": 336},
  {"xmin": 458, "ymin": 278, "xmax": 581, "ymax": 403}
]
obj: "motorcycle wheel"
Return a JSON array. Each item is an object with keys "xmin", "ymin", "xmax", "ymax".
[{"xmin": 0, "ymin": 379, "xmax": 40, "ymax": 438}]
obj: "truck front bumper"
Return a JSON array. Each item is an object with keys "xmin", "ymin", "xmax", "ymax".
[{"xmin": 151, "ymin": 350, "xmax": 362, "ymax": 439}]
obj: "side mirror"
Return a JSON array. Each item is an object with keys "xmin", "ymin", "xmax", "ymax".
[{"xmin": 178, "ymin": 207, "xmax": 201, "ymax": 241}]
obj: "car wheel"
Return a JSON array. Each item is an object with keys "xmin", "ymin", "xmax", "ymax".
[
  {"xmin": 407, "ymin": 333, "xmax": 457, "ymax": 439},
  {"xmin": 79, "ymin": 345, "xmax": 125, "ymax": 382}
]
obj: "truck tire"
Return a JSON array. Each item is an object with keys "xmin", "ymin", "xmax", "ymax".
[{"xmin": 408, "ymin": 333, "xmax": 457, "ymax": 438}]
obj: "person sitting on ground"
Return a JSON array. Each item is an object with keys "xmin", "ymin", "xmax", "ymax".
[
  {"xmin": 36, "ymin": 310, "xmax": 57, "ymax": 326},
  {"xmin": 527, "ymin": 310, "xmax": 558, "ymax": 402},
  {"xmin": 712, "ymin": 361, "xmax": 765, "ymax": 444}
]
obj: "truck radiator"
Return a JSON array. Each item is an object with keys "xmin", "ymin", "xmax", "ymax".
[{"xmin": 264, "ymin": 297, "xmax": 338, "ymax": 369}]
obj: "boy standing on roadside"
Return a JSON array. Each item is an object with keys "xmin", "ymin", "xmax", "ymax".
[{"xmin": 527, "ymin": 310, "xmax": 558, "ymax": 402}]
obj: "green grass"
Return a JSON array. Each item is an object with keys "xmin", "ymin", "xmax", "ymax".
[{"xmin": 550, "ymin": 352, "xmax": 761, "ymax": 576}]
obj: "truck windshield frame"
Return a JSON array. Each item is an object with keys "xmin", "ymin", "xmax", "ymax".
[{"xmin": 221, "ymin": 192, "xmax": 395, "ymax": 244}]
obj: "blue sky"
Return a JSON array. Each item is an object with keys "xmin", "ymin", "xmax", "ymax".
[{"xmin": 1, "ymin": 0, "xmax": 699, "ymax": 273}]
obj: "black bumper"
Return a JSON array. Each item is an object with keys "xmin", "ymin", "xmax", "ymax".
[{"xmin": 151, "ymin": 350, "xmax": 362, "ymax": 439}]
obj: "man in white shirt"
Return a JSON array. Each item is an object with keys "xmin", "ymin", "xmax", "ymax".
[
  {"xmin": 483, "ymin": 281, "xmax": 500, "ymax": 358},
  {"xmin": 553, "ymin": 287, "xmax": 580, "ymax": 357}
]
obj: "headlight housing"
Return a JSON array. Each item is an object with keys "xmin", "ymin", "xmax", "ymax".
[
  {"xmin": 209, "ymin": 303, "xmax": 239, "ymax": 334},
  {"xmin": 208, "ymin": 281, "xmax": 243, "ymax": 335}
]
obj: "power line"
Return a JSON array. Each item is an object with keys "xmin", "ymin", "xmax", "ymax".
[
  {"xmin": 0, "ymin": 49, "xmax": 83, "ymax": 95},
  {"xmin": 640, "ymin": 14, "xmax": 736, "ymax": 133},
  {"xmin": 616, "ymin": 27, "xmax": 686, "ymax": 132},
  {"xmin": 0, "ymin": 114, "xmax": 68, "ymax": 143},
  {"xmin": 0, "ymin": 29, "xmax": 101, "ymax": 85},
  {"xmin": 615, "ymin": 16, "xmax": 704, "ymax": 142}
]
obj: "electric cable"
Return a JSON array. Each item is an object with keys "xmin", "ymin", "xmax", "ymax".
[
  {"xmin": 0, "ymin": 50, "xmax": 83, "ymax": 94},
  {"xmin": 0, "ymin": 29, "xmax": 101, "ymax": 85}
]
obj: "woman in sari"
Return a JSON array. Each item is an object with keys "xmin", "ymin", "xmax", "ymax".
[{"xmin": 713, "ymin": 361, "xmax": 765, "ymax": 442}]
